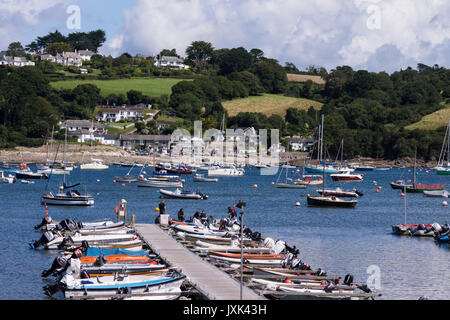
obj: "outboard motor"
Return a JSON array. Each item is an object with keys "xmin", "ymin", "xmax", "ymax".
[
  {"xmin": 316, "ymin": 268, "xmax": 327, "ymax": 276},
  {"xmin": 94, "ymin": 254, "xmax": 107, "ymax": 267},
  {"xmin": 219, "ymin": 219, "xmax": 227, "ymax": 231},
  {"xmin": 263, "ymin": 237, "xmax": 275, "ymax": 249},
  {"xmin": 344, "ymin": 274, "xmax": 354, "ymax": 286},
  {"xmin": 285, "ymin": 244, "xmax": 299, "ymax": 257},
  {"xmin": 324, "ymin": 281, "xmax": 335, "ymax": 293},
  {"xmin": 251, "ymin": 232, "xmax": 261, "ymax": 242},
  {"xmin": 29, "ymin": 230, "xmax": 56, "ymax": 249},
  {"xmin": 57, "ymin": 236, "xmax": 74, "ymax": 250},
  {"xmin": 290, "ymin": 258, "xmax": 301, "ymax": 269},
  {"xmin": 431, "ymin": 223, "xmax": 442, "ymax": 233},
  {"xmin": 34, "ymin": 216, "xmax": 53, "ymax": 230},
  {"xmin": 41, "ymin": 254, "xmax": 70, "ymax": 278},
  {"xmin": 56, "ymin": 219, "xmax": 79, "ymax": 232},
  {"xmin": 271, "ymin": 240, "xmax": 286, "ymax": 255}
]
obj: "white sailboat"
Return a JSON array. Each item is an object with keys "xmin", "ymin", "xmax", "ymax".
[
  {"xmin": 435, "ymin": 119, "xmax": 450, "ymax": 175},
  {"xmin": 80, "ymin": 120, "xmax": 109, "ymax": 170},
  {"xmin": 42, "ymin": 129, "xmax": 94, "ymax": 207}
]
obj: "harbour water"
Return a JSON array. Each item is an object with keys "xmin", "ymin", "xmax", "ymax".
[{"xmin": 0, "ymin": 165, "xmax": 448, "ymax": 300}]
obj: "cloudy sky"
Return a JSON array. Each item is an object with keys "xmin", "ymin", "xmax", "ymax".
[{"xmin": 1, "ymin": 0, "xmax": 449, "ymax": 73}]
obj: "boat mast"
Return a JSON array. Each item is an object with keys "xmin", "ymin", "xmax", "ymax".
[
  {"xmin": 447, "ymin": 119, "xmax": 450, "ymax": 166},
  {"xmin": 403, "ymin": 185, "xmax": 407, "ymax": 225},
  {"xmin": 320, "ymin": 114, "xmax": 324, "ymax": 164},
  {"xmin": 413, "ymin": 149, "xmax": 417, "ymax": 186},
  {"xmin": 63, "ymin": 127, "xmax": 67, "ymax": 185}
]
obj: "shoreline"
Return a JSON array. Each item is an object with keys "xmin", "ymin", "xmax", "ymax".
[{"xmin": 0, "ymin": 146, "xmax": 440, "ymax": 168}]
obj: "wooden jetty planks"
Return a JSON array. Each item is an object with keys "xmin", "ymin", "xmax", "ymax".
[{"xmin": 135, "ymin": 224, "xmax": 266, "ymax": 300}]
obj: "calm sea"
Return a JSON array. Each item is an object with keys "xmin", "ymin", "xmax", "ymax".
[{"xmin": 0, "ymin": 165, "xmax": 448, "ymax": 300}]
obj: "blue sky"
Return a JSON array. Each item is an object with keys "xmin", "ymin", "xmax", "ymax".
[{"xmin": 1, "ymin": 0, "xmax": 449, "ymax": 73}]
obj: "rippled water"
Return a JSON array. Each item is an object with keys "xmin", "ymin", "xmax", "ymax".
[{"xmin": 0, "ymin": 165, "xmax": 448, "ymax": 300}]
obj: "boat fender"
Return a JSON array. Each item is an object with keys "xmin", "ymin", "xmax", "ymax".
[{"xmin": 344, "ymin": 274, "xmax": 354, "ymax": 286}]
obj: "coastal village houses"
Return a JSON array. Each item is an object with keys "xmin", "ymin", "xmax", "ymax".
[
  {"xmin": 0, "ymin": 51, "xmax": 35, "ymax": 67},
  {"xmin": 38, "ymin": 49, "xmax": 95, "ymax": 67}
]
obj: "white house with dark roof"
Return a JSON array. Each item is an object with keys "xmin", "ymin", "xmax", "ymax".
[
  {"xmin": 154, "ymin": 56, "xmax": 189, "ymax": 70},
  {"xmin": 0, "ymin": 56, "xmax": 35, "ymax": 67},
  {"xmin": 95, "ymin": 107, "xmax": 144, "ymax": 123},
  {"xmin": 60, "ymin": 120, "xmax": 106, "ymax": 134},
  {"xmin": 77, "ymin": 49, "xmax": 95, "ymax": 61}
]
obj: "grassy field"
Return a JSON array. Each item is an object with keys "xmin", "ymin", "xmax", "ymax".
[
  {"xmin": 223, "ymin": 94, "xmax": 323, "ymax": 117},
  {"xmin": 50, "ymin": 77, "xmax": 187, "ymax": 97},
  {"xmin": 405, "ymin": 103, "xmax": 450, "ymax": 130}
]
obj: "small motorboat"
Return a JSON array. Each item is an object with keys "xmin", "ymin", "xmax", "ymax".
[
  {"xmin": 306, "ymin": 194, "xmax": 357, "ymax": 208},
  {"xmin": 0, "ymin": 171, "xmax": 16, "ymax": 184},
  {"xmin": 423, "ymin": 190, "xmax": 449, "ymax": 198},
  {"xmin": 21, "ymin": 180, "xmax": 35, "ymax": 184},
  {"xmin": 53, "ymin": 269, "xmax": 186, "ymax": 300},
  {"xmin": 159, "ymin": 188, "xmax": 208, "ymax": 200},
  {"xmin": 113, "ymin": 176, "xmax": 139, "ymax": 183},
  {"xmin": 30, "ymin": 231, "xmax": 139, "ymax": 250},
  {"xmin": 208, "ymin": 251, "xmax": 286, "ymax": 266},
  {"xmin": 390, "ymin": 180, "xmax": 413, "ymax": 190},
  {"xmin": 80, "ymin": 159, "xmax": 109, "ymax": 170},
  {"xmin": 276, "ymin": 183, "xmax": 306, "ymax": 189},
  {"xmin": 294, "ymin": 175, "xmax": 323, "ymax": 186},
  {"xmin": 193, "ymin": 174, "xmax": 218, "ymax": 182},
  {"xmin": 138, "ymin": 179, "xmax": 184, "ymax": 188},
  {"xmin": 16, "ymin": 171, "xmax": 48, "ymax": 179},
  {"xmin": 42, "ymin": 190, "xmax": 94, "ymax": 206},
  {"xmin": 392, "ymin": 223, "xmax": 443, "ymax": 237},
  {"xmin": 330, "ymin": 171, "xmax": 364, "ymax": 182}
]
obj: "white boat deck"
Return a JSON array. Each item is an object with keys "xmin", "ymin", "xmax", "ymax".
[{"xmin": 135, "ymin": 224, "xmax": 265, "ymax": 300}]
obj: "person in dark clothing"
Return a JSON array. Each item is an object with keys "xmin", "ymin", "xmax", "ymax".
[
  {"xmin": 193, "ymin": 211, "xmax": 201, "ymax": 220},
  {"xmin": 228, "ymin": 206, "xmax": 236, "ymax": 219},
  {"xmin": 177, "ymin": 208, "xmax": 185, "ymax": 222},
  {"xmin": 155, "ymin": 200, "xmax": 166, "ymax": 224},
  {"xmin": 159, "ymin": 200, "xmax": 166, "ymax": 214}
]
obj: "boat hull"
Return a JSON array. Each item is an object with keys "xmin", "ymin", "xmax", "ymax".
[
  {"xmin": 306, "ymin": 195, "xmax": 357, "ymax": 208},
  {"xmin": 42, "ymin": 195, "xmax": 94, "ymax": 206}
]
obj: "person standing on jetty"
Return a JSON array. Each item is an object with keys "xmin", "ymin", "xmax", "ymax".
[
  {"xmin": 177, "ymin": 208, "xmax": 185, "ymax": 222},
  {"xmin": 155, "ymin": 199, "xmax": 166, "ymax": 224}
]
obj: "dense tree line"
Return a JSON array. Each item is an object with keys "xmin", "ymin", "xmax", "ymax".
[{"xmin": 2, "ymin": 32, "xmax": 450, "ymax": 162}]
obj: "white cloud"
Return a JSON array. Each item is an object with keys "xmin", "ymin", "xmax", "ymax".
[
  {"xmin": 0, "ymin": 0, "xmax": 69, "ymax": 49},
  {"xmin": 103, "ymin": 0, "xmax": 450, "ymax": 72}
]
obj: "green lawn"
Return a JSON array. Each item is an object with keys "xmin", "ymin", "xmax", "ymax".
[
  {"xmin": 50, "ymin": 77, "xmax": 187, "ymax": 97},
  {"xmin": 223, "ymin": 94, "xmax": 323, "ymax": 117}
]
